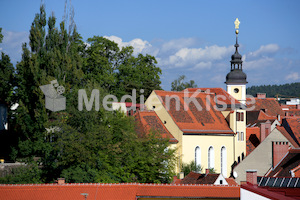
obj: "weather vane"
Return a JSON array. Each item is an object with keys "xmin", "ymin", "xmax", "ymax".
[{"xmin": 234, "ymin": 18, "xmax": 240, "ymax": 34}]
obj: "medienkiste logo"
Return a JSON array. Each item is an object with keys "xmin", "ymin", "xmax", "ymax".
[{"xmin": 40, "ymin": 80, "xmax": 66, "ymax": 112}]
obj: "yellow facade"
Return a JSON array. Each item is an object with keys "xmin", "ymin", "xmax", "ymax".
[{"xmin": 145, "ymin": 90, "xmax": 247, "ymax": 178}]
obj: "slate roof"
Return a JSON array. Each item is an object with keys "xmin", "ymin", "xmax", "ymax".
[
  {"xmin": 267, "ymin": 148, "xmax": 300, "ymax": 178},
  {"xmin": 246, "ymin": 98, "xmax": 285, "ymax": 117},
  {"xmin": 0, "ymin": 183, "xmax": 240, "ymax": 200},
  {"xmin": 153, "ymin": 90, "xmax": 234, "ymax": 135},
  {"xmin": 135, "ymin": 111, "xmax": 178, "ymax": 143}
]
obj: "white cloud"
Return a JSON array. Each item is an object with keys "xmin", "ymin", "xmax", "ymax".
[
  {"xmin": 247, "ymin": 44, "xmax": 279, "ymax": 59},
  {"xmin": 160, "ymin": 45, "xmax": 234, "ymax": 69},
  {"xmin": 285, "ymin": 72, "xmax": 299, "ymax": 81},
  {"xmin": 0, "ymin": 29, "xmax": 29, "ymax": 63},
  {"xmin": 104, "ymin": 35, "xmax": 154, "ymax": 56},
  {"xmin": 243, "ymin": 57, "xmax": 274, "ymax": 69},
  {"xmin": 189, "ymin": 61, "xmax": 212, "ymax": 70},
  {"xmin": 160, "ymin": 38, "xmax": 197, "ymax": 53}
]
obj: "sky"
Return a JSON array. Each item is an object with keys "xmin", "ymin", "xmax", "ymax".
[{"xmin": 0, "ymin": 0, "xmax": 300, "ymax": 91}]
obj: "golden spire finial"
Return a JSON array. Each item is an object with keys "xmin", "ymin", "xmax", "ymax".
[{"xmin": 234, "ymin": 18, "xmax": 240, "ymax": 34}]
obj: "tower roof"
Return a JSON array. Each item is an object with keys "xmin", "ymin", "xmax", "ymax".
[{"xmin": 225, "ymin": 18, "xmax": 247, "ymax": 84}]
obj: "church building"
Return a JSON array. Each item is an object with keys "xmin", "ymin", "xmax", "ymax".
[{"xmin": 140, "ymin": 19, "xmax": 248, "ymax": 178}]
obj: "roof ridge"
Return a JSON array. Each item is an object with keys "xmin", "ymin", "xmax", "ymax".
[{"xmin": 0, "ymin": 183, "xmax": 240, "ymax": 187}]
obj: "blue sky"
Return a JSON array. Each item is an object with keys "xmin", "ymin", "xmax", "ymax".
[{"xmin": 1, "ymin": 0, "xmax": 300, "ymax": 91}]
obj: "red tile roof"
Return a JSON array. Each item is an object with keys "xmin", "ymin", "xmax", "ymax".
[
  {"xmin": 267, "ymin": 148, "xmax": 300, "ymax": 178},
  {"xmin": 225, "ymin": 178, "xmax": 239, "ymax": 186},
  {"xmin": 282, "ymin": 118, "xmax": 300, "ymax": 147},
  {"xmin": 0, "ymin": 183, "xmax": 240, "ymax": 199},
  {"xmin": 135, "ymin": 111, "xmax": 178, "ymax": 143},
  {"xmin": 153, "ymin": 90, "xmax": 233, "ymax": 134},
  {"xmin": 246, "ymin": 98, "xmax": 285, "ymax": 117},
  {"xmin": 277, "ymin": 126, "xmax": 299, "ymax": 148},
  {"xmin": 241, "ymin": 183, "xmax": 300, "ymax": 200},
  {"xmin": 178, "ymin": 172, "xmax": 237, "ymax": 185},
  {"xmin": 246, "ymin": 127, "xmax": 260, "ymax": 155},
  {"xmin": 186, "ymin": 88, "xmax": 241, "ymax": 105}
]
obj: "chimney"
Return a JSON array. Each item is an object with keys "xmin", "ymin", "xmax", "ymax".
[
  {"xmin": 257, "ymin": 93, "xmax": 266, "ymax": 99},
  {"xmin": 277, "ymin": 115, "xmax": 281, "ymax": 122},
  {"xmin": 205, "ymin": 168, "xmax": 210, "ymax": 175},
  {"xmin": 246, "ymin": 170, "xmax": 257, "ymax": 185},
  {"xmin": 179, "ymin": 172, "xmax": 184, "ymax": 179},
  {"xmin": 260, "ymin": 120, "xmax": 271, "ymax": 142},
  {"xmin": 57, "ymin": 178, "xmax": 65, "ymax": 185},
  {"xmin": 272, "ymin": 141, "xmax": 289, "ymax": 167},
  {"xmin": 172, "ymin": 176, "xmax": 178, "ymax": 184},
  {"xmin": 297, "ymin": 104, "xmax": 300, "ymax": 110}
]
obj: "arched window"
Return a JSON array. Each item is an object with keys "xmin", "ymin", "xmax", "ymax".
[
  {"xmin": 221, "ymin": 146, "xmax": 227, "ymax": 177},
  {"xmin": 208, "ymin": 146, "xmax": 214, "ymax": 169},
  {"xmin": 195, "ymin": 146, "xmax": 201, "ymax": 169}
]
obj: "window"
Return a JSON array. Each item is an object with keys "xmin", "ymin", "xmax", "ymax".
[
  {"xmin": 236, "ymin": 112, "xmax": 244, "ymax": 121},
  {"xmin": 238, "ymin": 156, "xmax": 240, "ymax": 163},
  {"xmin": 221, "ymin": 146, "xmax": 227, "ymax": 177},
  {"xmin": 237, "ymin": 131, "xmax": 240, "ymax": 141},
  {"xmin": 241, "ymin": 132, "xmax": 244, "ymax": 141},
  {"xmin": 220, "ymin": 180, "xmax": 223, "ymax": 184},
  {"xmin": 208, "ymin": 146, "xmax": 214, "ymax": 169},
  {"xmin": 195, "ymin": 146, "xmax": 201, "ymax": 169},
  {"xmin": 234, "ymin": 88, "xmax": 239, "ymax": 93}
]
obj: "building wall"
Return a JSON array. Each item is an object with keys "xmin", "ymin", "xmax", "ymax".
[
  {"xmin": 233, "ymin": 128, "xmax": 292, "ymax": 183},
  {"xmin": 145, "ymin": 91, "xmax": 183, "ymax": 172},
  {"xmin": 182, "ymin": 134, "xmax": 234, "ymax": 178},
  {"xmin": 234, "ymin": 109, "xmax": 247, "ymax": 162}
]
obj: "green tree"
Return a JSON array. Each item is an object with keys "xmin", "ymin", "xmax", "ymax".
[
  {"xmin": 171, "ymin": 75, "xmax": 198, "ymax": 91},
  {"xmin": 181, "ymin": 161, "xmax": 202, "ymax": 176},
  {"xmin": 41, "ymin": 84, "xmax": 175, "ymax": 183},
  {"xmin": 0, "ymin": 28, "xmax": 3, "ymax": 43},
  {"xmin": 13, "ymin": 4, "xmax": 84, "ymax": 160},
  {"xmin": 84, "ymin": 36, "xmax": 162, "ymax": 102}
]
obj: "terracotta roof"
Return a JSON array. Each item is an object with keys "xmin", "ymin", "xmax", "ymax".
[
  {"xmin": 241, "ymin": 183, "xmax": 300, "ymax": 200},
  {"xmin": 246, "ymin": 98, "xmax": 285, "ymax": 117},
  {"xmin": 135, "ymin": 111, "xmax": 178, "ymax": 143},
  {"xmin": 186, "ymin": 88, "xmax": 241, "ymax": 105},
  {"xmin": 225, "ymin": 178, "xmax": 239, "ymax": 186},
  {"xmin": 282, "ymin": 118, "xmax": 300, "ymax": 147},
  {"xmin": 267, "ymin": 148, "xmax": 300, "ymax": 177},
  {"xmin": 153, "ymin": 90, "xmax": 233, "ymax": 134},
  {"xmin": 180, "ymin": 171, "xmax": 221, "ymax": 185},
  {"xmin": 277, "ymin": 126, "xmax": 299, "ymax": 148},
  {"xmin": 0, "ymin": 183, "xmax": 240, "ymax": 199},
  {"xmin": 246, "ymin": 127, "xmax": 260, "ymax": 155},
  {"xmin": 287, "ymin": 109, "xmax": 300, "ymax": 117}
]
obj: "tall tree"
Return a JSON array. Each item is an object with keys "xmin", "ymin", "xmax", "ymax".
[
  {"xmin": 83, "ymin": 36, "xmax": 162, "ymax": 102},
  {"xmin": 171, "ymin": 75, "xmax": 198, "ymax": 91},
  {"xmin": 14, "ymin": 4, "xmax": 84, "ymax": 159}
]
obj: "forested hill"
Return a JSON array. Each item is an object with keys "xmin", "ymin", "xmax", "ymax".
[{"xmin": 246, "ymin": 82, "xmax": 300, "ymax": 98}]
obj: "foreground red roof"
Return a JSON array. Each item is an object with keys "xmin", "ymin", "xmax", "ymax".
[
  {"xmin": 241, "ymin": 183, "xmax": 300, "ymax": 200},
  {"xmin": 0, "ymin": 183, "xmax": 240, "ymax": 200}
]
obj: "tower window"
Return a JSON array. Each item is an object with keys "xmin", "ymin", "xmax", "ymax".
[{"xmin": 234, "ymin": 88, "xmax": 239, "ymax": 93}]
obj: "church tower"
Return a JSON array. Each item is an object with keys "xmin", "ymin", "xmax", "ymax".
[{"xmin": 225, "ymin": 18, "xmax": 247, "ymax": 104}]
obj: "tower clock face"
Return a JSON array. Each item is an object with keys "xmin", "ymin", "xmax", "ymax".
[{"xmin": 234, "ymin": 88, "xmax": 239, "ymax": 93}]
